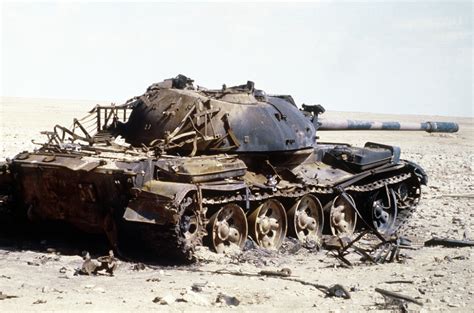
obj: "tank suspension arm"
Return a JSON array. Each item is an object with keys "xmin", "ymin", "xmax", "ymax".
[{"xmin": 318, "ymin": 119, "xmax": 459, "ymax": 133}]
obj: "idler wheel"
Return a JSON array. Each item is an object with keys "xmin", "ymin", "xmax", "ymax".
[
  {"xmin": 208, "ymin": 204, "xmax": 248, "ymax": 253},
  {"xmin": 287, "ymin": 195, "xmax": 324, "ymax": 242},
  {"xmin": 394, "ymin": 179, "xmax": 421, "ymax": 209},
  {"xmin": 371, "ymin": 187, "xmax": 398, "ymax": 235},
  {"xmin": 248, "ymin": 199, "xmax": 287, "ymax": 250},
  {"xmin": 329, "ymin": 194, "xmax": 357, "ymax": 236}
]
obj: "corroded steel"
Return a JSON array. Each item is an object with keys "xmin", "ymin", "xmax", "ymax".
[{"xmin": 0, "ymin": 74, "xmax": 459, "ymax": 261}]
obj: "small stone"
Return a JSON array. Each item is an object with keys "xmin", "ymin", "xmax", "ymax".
[
  {"xmin": 132, "ymin": 263, "xmax": 146, "ymax": 271},
  {"xmin": 33, "ymin": 299, "xmax": 47, "ymax": 304},
  {"xmin": 153, "ymin": 294, "xmax": 175, "ymax": 305},
  {"xmin": 215, "ymin": 293, "xmax": 239, "ymax": 306},
  {"xmin": 191, "ymin": 283, "xmax": 206, "ymax": 292},
  {"xmin": 146, "ymin": 278, "xmax": 161, "ymax": 282}
]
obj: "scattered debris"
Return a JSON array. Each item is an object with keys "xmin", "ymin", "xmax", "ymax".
[
  {"xmin": 78, "ymin": 250, "xmax": 117, "ymax": 276},
  {"xmin": 79, "ymin": 252, "xmax": 98, "ymax": 275},
  {"xmin": 0, "ymin": 292, "xmax": 18, "ymax": 300},
  {"xmin": 191, "ymin": 282, "xmax": 207, "ymax": 292},
  {"xmin": 384, "ymin": 280, "xmax": 414, "ymax": 284},
  {"xmin": 146, "ymin": 277, "xmax": 161, "ymax": 283},
  {"xmin": 323, "ymin": 235, "xmax": 353, "ymax": 250},
  {"xmin": 96, "ymin": 250, "xmax": 118, "ymax": 275},
  {"xmin": 258, "ymin": 268, "xmax": 291, "ymax": 277},
  {"xmin": 326, "ymin": 232, "xmax": 416, "ymax": 267},
  {"xmin": 424, "ymin": 237, "xmax": 474, "ymax": 248},
  {"xmin": 132, "ymin": 262, "xmax": 147, "ymax": 271},
  {"xmin": 215, "ymin": 292, "xmax": 240, "ymax": 306},
  {"xmin": 375, "ymin": 287, "xmax": 423, "ymax": 306},
  {"xmin": 303, "ymin": 238, "xmax": 321, "ymax": 251},
  {"xmin": 153, "ymin": 295, "xmax": 176, "ymax": 305},
  {"xmin": 326, "ymin": 284, "xmax": 351, "ymax": 299},
  {"xmin": 32, "ymin": 299, "xmax": 47, "ymax": 304},
  {"xmin": 166, "ymin": 266, "xmax": 351, "ymax": 300}
]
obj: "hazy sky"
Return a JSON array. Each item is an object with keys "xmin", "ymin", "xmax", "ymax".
[{"xmin": 1, "ymin": 1, "xmax": 472, "ymax": 116}]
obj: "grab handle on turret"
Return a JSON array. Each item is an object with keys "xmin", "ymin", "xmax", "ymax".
[{"xmin": 317, "ymin": 119, "xmax": 459, "ymax": 133}]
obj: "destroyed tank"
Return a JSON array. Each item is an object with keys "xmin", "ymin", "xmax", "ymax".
[{"xmin": 0, "ymin": 75, "xmax": 459, "ymax": 261}]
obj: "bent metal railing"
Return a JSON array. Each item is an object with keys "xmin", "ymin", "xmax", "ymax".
[{"xmin": 41, "ymin": 104, "xmax": 132, "ymax": 146}]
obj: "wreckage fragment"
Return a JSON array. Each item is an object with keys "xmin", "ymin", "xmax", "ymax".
[
  {"xmin": 79, "ymin": 250, "xmax": 117, "ymax": 276},
  {"xmin": 424, "ymin": 237, "xmax": 474, "ymax": 248},
  {"xmin": 375, "ymin": 287, "xmax": 423, "ymax": 307}
]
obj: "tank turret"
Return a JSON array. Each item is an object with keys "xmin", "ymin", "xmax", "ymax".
[
  {"xmin": 109, "ymin": 76, "xmax": 458, "ymax": 162},
  {"xmin": 111, "ymin": 75, "xmax": 316, "ymax": 157}
]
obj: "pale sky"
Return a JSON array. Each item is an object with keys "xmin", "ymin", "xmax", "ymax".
[{"xmin": 1, "ymin": 1, "xmax": 472, "ymax": 116}]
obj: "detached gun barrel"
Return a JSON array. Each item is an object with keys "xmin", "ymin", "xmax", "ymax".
[{"xmin": 318, "ymin": 119, "xmax": 459, "ymax": 133}]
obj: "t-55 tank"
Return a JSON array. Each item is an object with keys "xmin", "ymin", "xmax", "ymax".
[{"xmin": 0, "ymin": 75, "xmax": 459, "ymax": 261}]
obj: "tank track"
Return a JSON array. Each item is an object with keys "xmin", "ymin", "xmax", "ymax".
[
  {"xmin": 124, "ymin": 170, "xmax": 419, "ymax": 261},
  {"xmin": 201, "ymin": 171, "xmax": 418, "ymax": 235},
  {"xmin": 135, "ymin": 222, "xmax": 201, "ymax": 262}
]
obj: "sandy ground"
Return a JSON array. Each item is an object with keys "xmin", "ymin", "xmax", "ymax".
[{"xmin": 0, "ymin": 97, "xmax": 473, "ymax": 312}]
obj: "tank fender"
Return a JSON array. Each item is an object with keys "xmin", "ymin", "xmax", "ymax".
[
  {"xmin": 403, "ymin": 160, "xmax": 428, "ymax": 185},
  {"xmin": 123, "ymin": 180, "xmax": 197, "ymax": 225}
]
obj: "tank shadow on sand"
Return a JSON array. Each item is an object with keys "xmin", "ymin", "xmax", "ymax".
[{"xmin": 0, "ymin": 218, "xmax": 192, "ymax": 266}]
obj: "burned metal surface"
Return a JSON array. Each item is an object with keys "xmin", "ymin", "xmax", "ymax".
[{"xmin": 0, "ymin": 74, "xmax": 460, "ymax": 262}]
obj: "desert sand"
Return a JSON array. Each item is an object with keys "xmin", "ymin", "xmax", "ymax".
[{"xmin": 0, "ymin": 97, "xmax": 473, "ymax": 312}]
